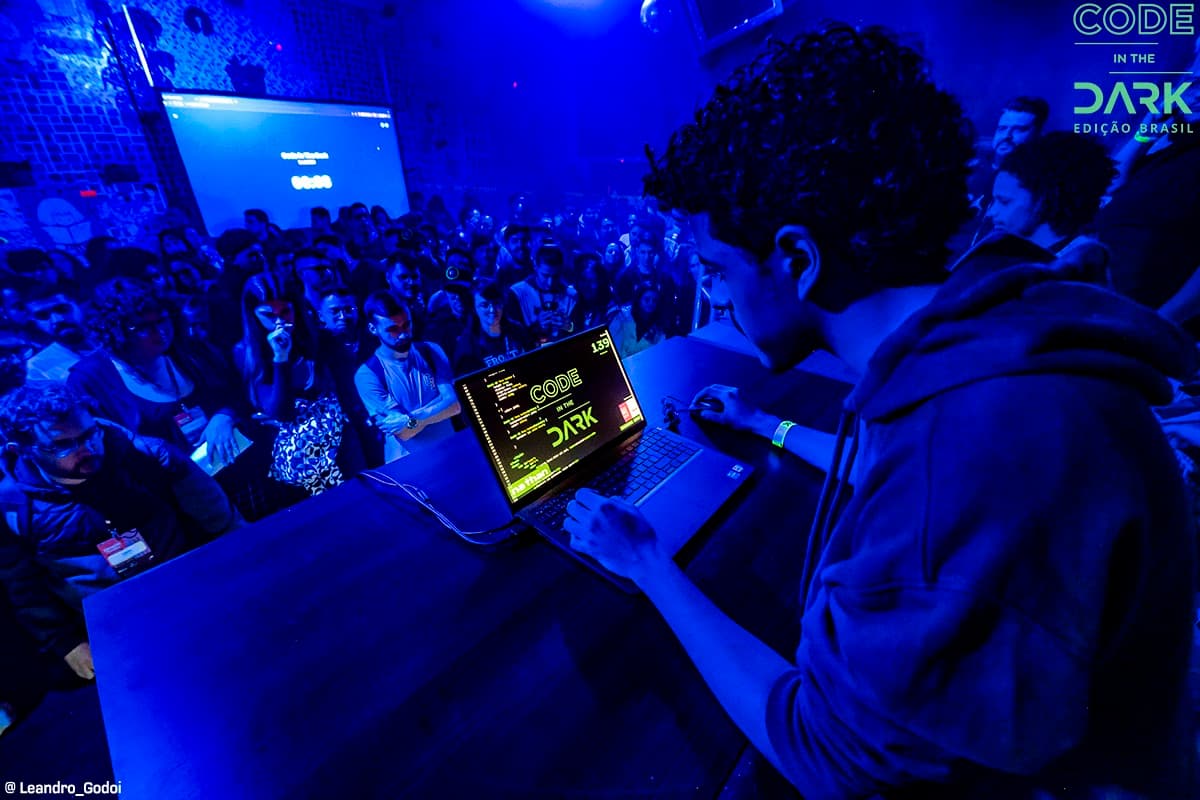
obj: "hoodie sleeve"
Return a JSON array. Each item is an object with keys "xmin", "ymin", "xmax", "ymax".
[
  {"xmin": 0, "ymin": 522, "xmax": 87, "ymax": 659},
  {"xmin": 764, "ymin": 378, "xmax": 1153, "ymax": 796},
  {"xmin": 130, "ymin": 432, "xmax": 242, "ymax": 541}
]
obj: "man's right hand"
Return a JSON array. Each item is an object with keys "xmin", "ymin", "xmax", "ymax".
[
  {"xmin": 537, "ymin": 308, "xmax": 564, "ymax": 332},
  {"xmin": 64, "ymin": 642, "xmax": 95, "ymax": 680},
  {"xmin": 690, "ymin": 384, "xmax": 772, "ymax": 433}
]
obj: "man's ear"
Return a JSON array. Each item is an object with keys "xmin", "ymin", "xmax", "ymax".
[{"xmin": 774, "ymin": 225, "xmax": 820, "ymax": 301}]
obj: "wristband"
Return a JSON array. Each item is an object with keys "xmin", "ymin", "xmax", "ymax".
[
  {"xmin": 1134, "ymin": 132, "xmax": 1156, "ymax": 144},
  {"xmin": 771, "ymin": 419, "xmax": 796, "ymax": 448}
]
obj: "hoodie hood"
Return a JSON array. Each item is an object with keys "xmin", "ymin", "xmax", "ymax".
[
  {"xmin": 846, "ymin": 235, "xmax": 1197, "ymax": 421},
  {"xmin": 797, "ymin": 234, "xmax": 1198, "ymax": 611}
]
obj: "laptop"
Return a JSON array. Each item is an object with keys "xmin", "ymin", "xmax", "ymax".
[{"xmin": 454, "ymin": 326, "xmax": 753, "ymax": 591}]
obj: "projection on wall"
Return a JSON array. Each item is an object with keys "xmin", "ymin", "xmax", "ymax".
[{"xmin": 161, "ymin": 92, "xmax": 410, "ymax": 234}]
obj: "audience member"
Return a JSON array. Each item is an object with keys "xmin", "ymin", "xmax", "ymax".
[
  {"xmin": 355, "ymin": 291, "xmax": 459, "ymax": 463},
  {"xmin": 572, "ymin": 255, "xmax": 619, "ymax": 332},
  {"xmin": 497, "ymin": 223, "xmax": 533, "ymax": 287},
  {"xmin": 244, "ymin": 208, "xmax": 284, "ymax": 261},
  {"xmin": 616, "ymin": 235, "xmax": 675, "ymax": 308},
  {"xmin": 314, "ymin": 285, "xmax": 381, "ymax": 468},
  {"xmin": 954, "ymin": 96, "xmax": 1052, "ymax": 254},
  {"xmin": 453, "ymin": 278, "xmax": 534, "ymax": 375},
  {"xmin": 235, "ymin": 273, "xmax": 363, "ymax": 495},
  {"xmin": 602, "ymin": 242, "xmax": 624, "ymax": 272},
  {"xmin": 310, "ymin": 206, "xmax": 334, "ymax": 241},
  {"xmin": 23, "ymin": 287, "xmax": 97, "ymax": 383},
  {"xmin": 293, "ymin": 248, "xmax": 347, "ymax": 319},
  {"xmin": 508, "ymin": 243, "xmax": 577, "ymax": 342},
  {"xmin": 470, "ymin": 234, "xmax": 499, "ymax": 279},
  {"xmin": 977, "ymin": 132, "xmax": 1116, "ymax": 282},
  {"xmin": 5, "ymin": 249, "xmax": 66, "ymax": 293},
  {"xmin": 0, "ymin": 383, "xmax": 240, "ymax": 596},
  {"xmin": 1096, "ymin": 48, "xmax": 1200, "ymax": 312},
  {"xmin": 384, "ymin": 253, "xmax": 428, "ymax": 338},
  {"xmin": 0, "ymin": 331, "xmax": 30, "ymax": 395},
  {"xmin": 67, "ymin": 278, "xmax": 242, "ymax": 465},
  {"xmin": 371, "ymin": 205, "xmax": 391, "ymax": 232},
  {"xmin": 611, "ymin": 281, "xmax": 667, "ymax": 358}
]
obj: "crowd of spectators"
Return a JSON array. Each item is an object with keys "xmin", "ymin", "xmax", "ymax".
[{"xmin": 0, "ymin": 192, "xmax": 710, "ymax": 725}]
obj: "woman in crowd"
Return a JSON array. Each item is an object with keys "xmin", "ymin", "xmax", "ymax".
[
  {"xmin": 236, "ymin": 272, "xmax": 363, "ymax": 495},
  {"xmin": 371, "ymin": 205, "xmax": 391, "ymax": 232},
  {"xmin": 453, "ymin": 278, "xmax": 534, "ymax": 376},
  {"xmin": 602, "ymin": 242, "xmax": 625, "ymax": 273},
  {"xmin": 69, "ymin": 278, "xmax": 241, "ymax": 460},
  {"xmin": 611, "ymin": 281, "xmax": 667, "ymax": 358},
  {"xmin": 572, "ymin": 258, "xmax": 620, "ymax": 332},
  {"xmin": 66, "ymin": 279, "xmax": 276, "ymax": 515}
]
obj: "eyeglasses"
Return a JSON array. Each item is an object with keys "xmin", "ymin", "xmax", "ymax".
[
  {"xmin": 37, "ymin": 425, "xmax": 102, "ymax": 459},
  {"xmin": 476, "ymin": 300, "xmax": 500, "ymax": 311},
  {"xmin": 126, "ymin": 316, "xmax": 172, "ymax": 337},
  {"xmin": 30, "ymin": 303, "xmax": 74, "ymax": 321}
]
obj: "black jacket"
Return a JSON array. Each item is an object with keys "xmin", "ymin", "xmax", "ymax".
[{"xmin": 0, "ymin": 422, "xmax": 241, "ymax": 655}]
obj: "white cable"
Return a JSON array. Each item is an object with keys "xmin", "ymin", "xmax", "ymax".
[{"xmin": 359, "ymin": 470, "xmax": 502, "ymax": 545}]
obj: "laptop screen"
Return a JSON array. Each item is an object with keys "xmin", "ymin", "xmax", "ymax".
[{"xmin": 455, "ymin": 327, "xmax": 646, "ymax": 508}]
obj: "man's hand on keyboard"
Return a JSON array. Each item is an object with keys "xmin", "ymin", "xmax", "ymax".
[{"xmin": 565, "ymin": 488, "xmax": 667, "ymax": 583}]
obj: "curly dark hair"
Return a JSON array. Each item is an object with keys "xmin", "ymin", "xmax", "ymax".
[
  {"xmin": 643, "ymin": 24, "xmax": 974, "ymax": 295},
  {"xmin": 87, "ymin": 277, "xmax": 170, "ymax": 355},
  {"xmin": 997, "ymin": 131, "xmax": 1116, "ymax": 238},
  {"xmin": 0, "ymin": 382, "xmax": 90, "ymax": 446}
]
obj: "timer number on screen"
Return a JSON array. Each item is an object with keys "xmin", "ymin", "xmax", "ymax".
[
  {"xmin": 591, "ymin": 336, "xmax": 611, "ymax": 355},
  {"xmin": 291, "ymin": 174, "xmax": 333, "ymax": 190}
]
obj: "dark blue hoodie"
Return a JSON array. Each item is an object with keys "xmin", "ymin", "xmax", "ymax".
[{"xmin": 766, "ymin": 237, "xmax": 1199, "ymax": 798}]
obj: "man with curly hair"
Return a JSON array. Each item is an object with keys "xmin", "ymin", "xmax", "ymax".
[
  {"xmin": 0, "ymin": 383, "xmax": 240, "ymax": 679},
  {"xmin": 564, "ymin": 24, "xmax": 1197, "ymax": 797}
]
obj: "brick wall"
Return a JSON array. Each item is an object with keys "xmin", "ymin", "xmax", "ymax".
[{"xmin": 0, "ymin": 0, "xmax": 401, "ymax": 253}]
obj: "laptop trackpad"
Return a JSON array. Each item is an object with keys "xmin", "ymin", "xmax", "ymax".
[{"xmin": 636, "ymin": 451, "xmax": 749, "ymax": 557}]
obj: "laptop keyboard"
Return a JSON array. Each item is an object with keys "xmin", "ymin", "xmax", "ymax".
[{"xmin": 530, "ymin": 429, "xmax": 701, "ymax": 531}]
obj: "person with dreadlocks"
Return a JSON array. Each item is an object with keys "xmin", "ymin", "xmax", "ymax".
[{"xmin": 563, "ymin": 23, "xmax": 1197, "ymax": 798}]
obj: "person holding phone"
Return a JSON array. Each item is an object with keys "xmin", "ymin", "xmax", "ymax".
[{"xmin": 508, "ymin": 243, "xmax": 577, "ymax": 343}]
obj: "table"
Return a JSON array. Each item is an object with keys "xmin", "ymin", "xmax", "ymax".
[{"xmin": 85, "ymin": 334, "xmax": 853, "ymax": 799}]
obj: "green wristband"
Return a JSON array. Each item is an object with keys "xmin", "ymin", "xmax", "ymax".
[{"xmin": 772, "ymin": 420, "xmax": 796, "ymax": 448}]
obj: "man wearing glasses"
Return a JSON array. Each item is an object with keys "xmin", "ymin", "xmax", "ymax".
[
  {"xmin": 0, "ymin": 383, "xmax": 240, "ymax": 678},
  {"xmin": 22, "ymin": 286, "xmax": 97, "ymax": 384}
]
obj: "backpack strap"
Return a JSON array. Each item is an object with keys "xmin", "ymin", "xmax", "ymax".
[
  {"xmin": 365, "ymin": 353, "xmax": 386, "ymax": 387},
  {"xmin": 415, "ymin": 342, "xmax": 437, "ymax": 385},
  {"xmin": 0, "ymin": 487, "xmax": 34, "ymax": 541}
]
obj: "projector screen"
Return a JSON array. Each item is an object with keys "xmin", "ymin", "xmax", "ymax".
[{"xmin": 161, "ymin": 92, "xmax": 410, "ymax": 235}]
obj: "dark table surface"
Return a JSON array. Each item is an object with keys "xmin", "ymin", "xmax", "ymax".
[{"xmin": 85, "ymin": 334, "xmax": 852, "ymax": 800}]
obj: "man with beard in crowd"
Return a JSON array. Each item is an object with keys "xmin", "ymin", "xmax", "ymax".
[
  {"xmin": 23, "ymin": 286, "xmax": 97, "ymax": 383},
  {"xmin": 355, "ymin": 291, "xmax": 458, "ymax": 463}
]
